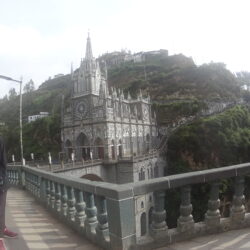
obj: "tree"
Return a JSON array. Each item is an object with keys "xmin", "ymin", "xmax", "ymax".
[
  {"xmin": 23, "ymin": 79, "xmax": 35, "ymax": 93},
  {"xmin": 8, "ymin": 88, "xmax": 17, "ymax": 100}
]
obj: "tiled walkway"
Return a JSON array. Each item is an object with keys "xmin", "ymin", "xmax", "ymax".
[
  {"xmin": 4, "ymin": 188, "xmax": 101, "ymax": 250},
  {"xmin": 5, "ymin": 188, "xmax": 250, "ymax": 250}
]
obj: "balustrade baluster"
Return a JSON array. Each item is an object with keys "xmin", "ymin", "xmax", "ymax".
[
  {"xmin": 46, "ymin": 179, "xmax": 51, "ymax": 207},
  {"xmin": 230, "ymin": 176, "xmax": 245, "ymax": 224},
  {"xmin": 205, "ymin": 181, "xmax": 221, "ymax": 230},
  {"xmin": 75, "ymin": 189, "xmax": 86, "ymax": 232},
  {"xmin": 50, "ymin": 181, "xmax": 56, "ymax": 209},
  {"xmin": 151, "ymin": 190, "xmax": 168, "ymax": 238},
  {"xmin": 36, "ymin": 176, "xmax": 41, "ymax": 198},
  {"xmin": 61, "ymin": 184, "xmax": 68, "ymax": 217},
  {"xmin": 40, "ymin": 178, "xmax": 46, "ymax": 202},
  {"xmin": 84, "ymin": 192, "xmax": 97, "ymax": 238},
  {"xmin": 177, "ymin": 185, "xmax": 194, "ymax": 233},
  {"xmin": 95, "ymin": 195, "xmax": 109, "ymax": 245},
  {"xmin": 55, "ymin": 183, "xmax": 61, "ymax": 213},
  {"xmin": 67, "ymin": 187, "xmax": 76, "ymax": 222}
]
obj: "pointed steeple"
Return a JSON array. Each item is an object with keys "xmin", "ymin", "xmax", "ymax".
[
  {"xmin": 71, "ymin": 62, "xmax": 74, "ymax": 80},
  {"xmin": 85, "ymin": 32, "xmax": 93, "ymax": 60}
]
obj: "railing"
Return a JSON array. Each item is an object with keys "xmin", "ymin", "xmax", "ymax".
[{"xmin": 7, "ymin": 163, "xmax": 250, "ymax": 250}]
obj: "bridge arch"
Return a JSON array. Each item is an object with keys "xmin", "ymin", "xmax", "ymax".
[{"xmin": 81, "ymin": 174, "xmax": 103, "ymax": 182}]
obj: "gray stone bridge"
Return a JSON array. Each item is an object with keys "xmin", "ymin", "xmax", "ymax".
[{"xmin": 6, "ymin": 162, "xmax": 250, "ymax": 249}]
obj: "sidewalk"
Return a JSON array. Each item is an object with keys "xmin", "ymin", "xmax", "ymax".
[
  {"xmin": 5, "ymin": 188, "xmax": 250, "ymax": 250},
  {"xmin": 4, "ymin": 188, "xmax": 101, "ymax": 250}
]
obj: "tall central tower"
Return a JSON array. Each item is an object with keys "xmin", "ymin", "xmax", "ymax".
[{"xmin": 73, "ymin": 33, "xmax": 107, "ymax": 97}]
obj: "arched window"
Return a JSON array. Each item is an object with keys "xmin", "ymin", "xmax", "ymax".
[
  {"xmin": 141, "ymin": 201, "xmax": 144, "ymax": 209},
  {"xmin": 76, "ymin": 133, "xmax": 90, "ymax": 161},
  {"xmin": 94, "ymin": 137, "xmax": 104, "ymax": 159},
  {"xmin": 118, "ymin": 139, "xmax": 122, "ymax": 158},
  {"xmin": 140, "ymin": 212, "xmax": 147, "ymax": 236},
  {"xmin": 146, "ymin": 134, "xmax": 150, "ymax": 153},
  {"xmin": 149, "ymin": 207, "xmax": 153, "ymax": 226},
  {"xmin": 139, "ymin": 168, "xmax": 145, "ymax": 181},
  {"xmin": 65, "ymin": 140, "xmax": 72, "ymax": 160},
  {"xmin": 111, "ymin": 140, "xmax": 115, "ymax": 159},
  {"xmin": 154, "ymin": 166, "xmax": 159, "ymax": 178}
]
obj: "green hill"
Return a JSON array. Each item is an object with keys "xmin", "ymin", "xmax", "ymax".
[{"xmin": 0, "ymin": 52, "xmax": 247, "ymax": 163}]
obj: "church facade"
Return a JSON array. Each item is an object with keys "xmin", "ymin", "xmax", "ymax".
[
  {"xmin": 61, "ymin": 34, "xmax": 164, "ymax": 184},
  {"xmin": 61, "ymin": 34, "xmax": 165, "ymax": 238}
]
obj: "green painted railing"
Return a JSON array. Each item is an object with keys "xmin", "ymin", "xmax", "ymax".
[{"xmin": 7, "ymin": 163, "xmax": 250, "ymax": 250}]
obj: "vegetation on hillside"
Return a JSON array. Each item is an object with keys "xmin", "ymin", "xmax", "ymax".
[
  {"xmin": 0, "ymin": 51, "xmax": 248, "ymax": 163},
  {"xmin": 167, "ymin": 105, "xmax": 250, "ymax": 174}
]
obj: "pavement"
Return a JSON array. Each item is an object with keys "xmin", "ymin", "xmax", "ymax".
[
  {"xmin": 4, "ymin": 188, "xmax": 250, "ymax": 250},
  {"xmin": 4, "ymin": 188, "xmax": 101, "ymax": 250}
]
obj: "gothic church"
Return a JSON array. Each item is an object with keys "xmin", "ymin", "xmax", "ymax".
[{"xmin": 61, "ymin": 34, "xmax": 164, "ymax": 184}]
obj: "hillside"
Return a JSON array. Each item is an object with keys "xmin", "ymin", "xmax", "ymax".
[{"xmin": 0, "ymin": 51, "xmax": 247, "ymax": 162}]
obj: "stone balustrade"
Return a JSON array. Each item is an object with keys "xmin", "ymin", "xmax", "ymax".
[{"xmin": 7, "ymin": 163, "xmax": 250, "ymax": 250}]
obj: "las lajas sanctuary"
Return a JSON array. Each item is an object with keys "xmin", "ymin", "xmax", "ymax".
[
  {"xmin": 61, "ymin": 33, "xmax": 165, "ymax": 183},
  {"xmin": 60, "ymin": 33, "xmax": 166, "ymax": 238}
]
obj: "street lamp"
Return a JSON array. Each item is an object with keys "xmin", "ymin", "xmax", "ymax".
[{"xmin": 0, "ymin": 75, "xmax": 23, "ymax": 165}]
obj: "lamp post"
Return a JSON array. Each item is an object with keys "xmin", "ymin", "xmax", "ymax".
[{"xmin": 0, "ymin": 75, "xmax": 23, "ymax": 165}]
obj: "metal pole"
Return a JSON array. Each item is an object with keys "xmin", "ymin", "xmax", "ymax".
[{"xmin": 19, "ymin": 78, "xmax": 24, "ymax": 165}]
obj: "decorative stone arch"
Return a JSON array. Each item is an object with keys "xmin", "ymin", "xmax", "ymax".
[
  {"xmin": 146, "ymin": 133, "xmax": 150, "ymax": 153},
  {"xmin": 65, "ymin": 139, "xmax": 73, "ymax": 160},
  {"xmin": 148, "ymin": 207, "xmax": 153, "ymax": 226},
  {"xmin": 94, "ymin": 137, "xmax": 104, "ymax": 159},
  {"xmin": 140, "ymin": 212, "xmax": 147, "ymax": 236},
  {"xmin": 118, "ymin": 139, "xmax": 123, "ymax": 158},
  {"xmin": 76, "ymin": 133, "xmax": 90, "ymax": 161},
  {"xmin": 81, "ymin": 174, "xmax": 103, "ymax": 182},
  {"xmin": 111, "ymin": 139, "xmax": 115, "ymax": 159},
  {"xmin": 139, "ymin": 168, "xmax": 145, "ymax": 181}
]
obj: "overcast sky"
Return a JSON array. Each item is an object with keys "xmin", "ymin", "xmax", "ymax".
[{"xmin": 0, "ymin": 0, "xmax": 250, "ymax": 97}]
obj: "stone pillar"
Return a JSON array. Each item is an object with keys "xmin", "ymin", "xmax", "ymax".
[
  {"xmin": 75, "ymin": 189, "xmax": 86, "ymax": 233},
  {"xmin": 205, "ymin": 181, "xmax": 221, "ymax": 230},
  {"xmin": 177, "ymin": 185, "xmax": 194, "ymax": 233},
  {"xmin": 67, "ymin": 187, "xmax": 76, "ymax": 222},
  {"xmin": 84, "ymin": 192, "xmax": 97, "ymax": 239},
  {"xmin": 40, "ymin": 178, "xmax": 47, "ymax": 204},
  {"xmin": 50, "ymin": 181, "xmax": 56, "ymax": 210},
  {"xmin": 46, "ymin": 180, "xmax": 51, "ymax": 207},
  {"xmin": 151, "ymin": 190, "xmax": 168, "ymax": 239},
  {"xmin": 55, "ymin": 183, "xmax": 61, "ymax": 213},
  {"xmin": 61, "ymin": 184, "xmax": 68, "ymax": 217},
  {"xmin": 106, "ymin": 196, "xmax": 136, "ymax": 250},
  {"xmin": 95, "ymin": 195, "xmax": 109, "ymax": 247},
  {"xmin": 230, "ymin": 176, "xmax": 245, "ymax": 225}
]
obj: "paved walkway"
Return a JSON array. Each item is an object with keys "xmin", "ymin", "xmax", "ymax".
[
  {"xmin": 4, "ymin": 188, "xmax": 250, "ymax": 250},
  {"xmin": 4, "ymin": 188, "xmax": 101, "ymax": 250}
]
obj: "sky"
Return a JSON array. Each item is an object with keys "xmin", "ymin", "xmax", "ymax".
[{"xmin": 0, "ymin": 0, "xmax": 250, "ymax": 97}]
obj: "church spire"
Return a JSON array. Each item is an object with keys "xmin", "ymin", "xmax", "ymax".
[{"xmin": 85, "ymin": 32, "xmax": 93, "ymax": 60}]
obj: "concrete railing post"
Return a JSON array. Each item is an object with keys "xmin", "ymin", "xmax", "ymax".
[
  {"xmin": 46, "ymin": 180, "xmax": 51, "ymax": 207},
  {"xmin": 151, "ymin": 190, "xmax": 168, "ymax": 239},
  {"xmin": 55, "ymin": 183, "xmax": 62, "ymax": 213},
  {"xmin": 230, "ymin": 176, "xmax": 245, "ymax": 225},
  {"xmin": 95, "ymin": 195, "xmax": 109, "ymax": 248},
  {"xmin": 177, "ymin": 185, "xmax": 194, "ymax": 233},
  {"xmin": 205, "ymin": 181, "xmax": 221, "ymax": 231},
  {"xmin": 84, "ymin": 192, "xmax": 97, "ymax": 239},
  {"xmin": 75, "ymin": 189, "xmax": 86, "ymax": 233},
  {"xmin": 61, "ymin": 184, "xmax": 68, "ymax": 217},
  {"xmin": 106, "ymin": 195, "xmax": 136, "ymax": 250},
  {"xmin": 50, "ymin": 181, "xmax": 56, "ymax": 209},
  {"xmin": 67, "ymin": 187, "xmax": 76, "ymax": 222}
]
